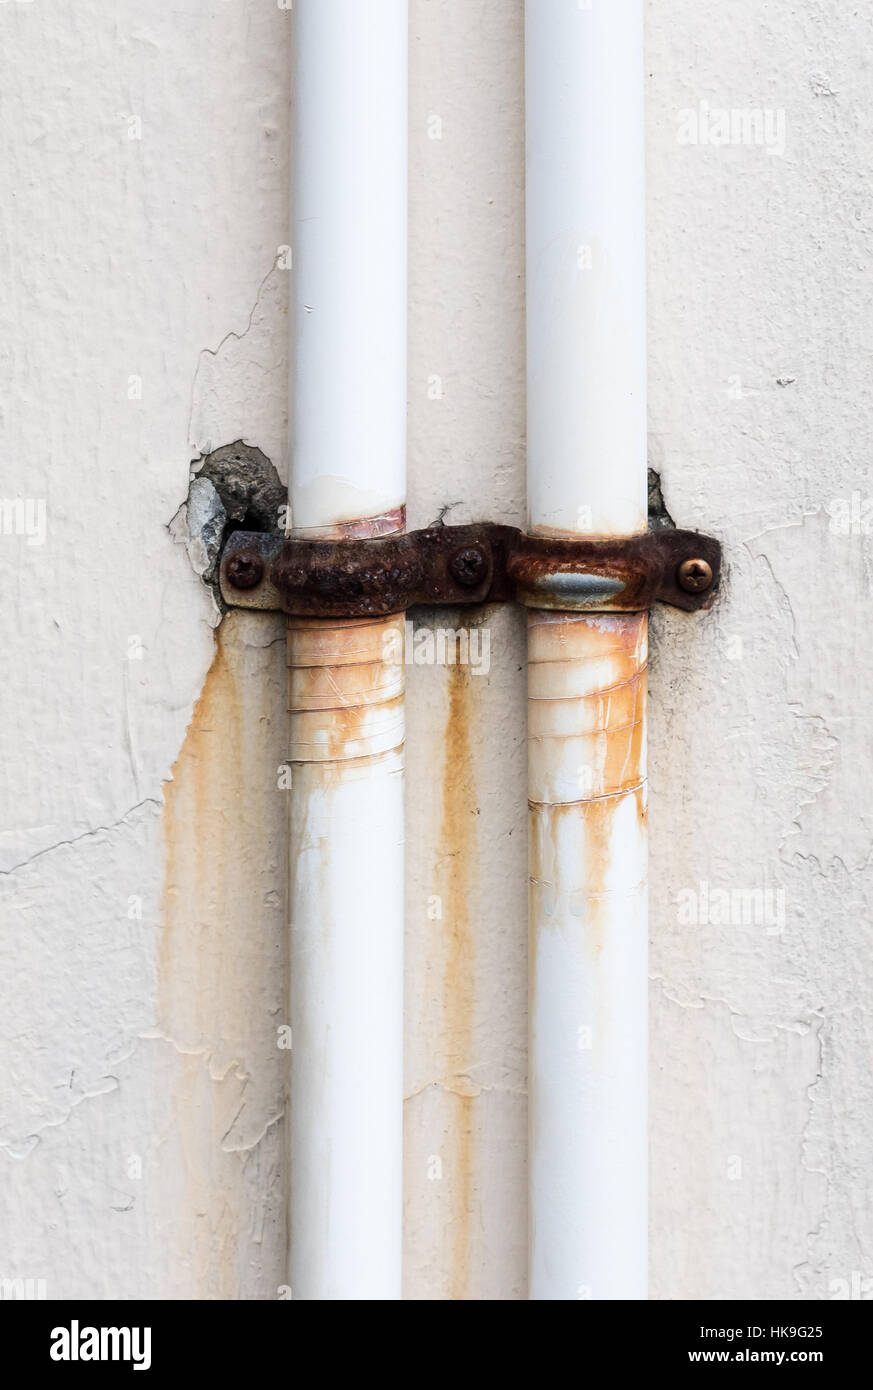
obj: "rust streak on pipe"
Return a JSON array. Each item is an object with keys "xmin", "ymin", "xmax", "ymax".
[
  {"xmin": 439, "ymin": 660, "xmax": 477, "ymax": 1302},
  {"xmin": 527, "ymin": 610, "xmax": 648, "ymax": 1298}
]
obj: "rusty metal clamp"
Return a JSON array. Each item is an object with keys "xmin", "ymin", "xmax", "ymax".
[{"xmin": 219, "ymin": 522, "xmax": 722, "ymax": 617}]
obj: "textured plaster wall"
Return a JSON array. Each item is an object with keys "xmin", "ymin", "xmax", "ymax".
[
  {"xmin": 1, "ymin": 0, "xmax": 870, "ymax": 1300},
  {"xmin": 647, "ymin": 0, "xmax": 873, "ymax": 1301},
  {"xmin": 0, "ymin": 0, "xmax": 291, "ymax": 1299}
]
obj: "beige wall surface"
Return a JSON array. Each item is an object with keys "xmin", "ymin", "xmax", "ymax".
[{"xmin": 1, "ymin": 0, "xmax": 870, "ymax": 1300}]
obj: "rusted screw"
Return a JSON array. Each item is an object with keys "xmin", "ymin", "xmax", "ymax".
[
  {"xmin": 677, "ymin": 557, "xmax": 713, "ymax": 593},
  {"xmin": 449, "ymin": 546, "xmax": 488, "ymax": 588},
  {"xmin": 226, "ymin": 550, "xmax": 265, "ymax": 590}
]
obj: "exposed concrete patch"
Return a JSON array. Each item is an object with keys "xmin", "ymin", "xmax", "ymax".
[
  {"xmin": 179, "ymin": 477, "xmax": 226, "ymax": 584},
  {"xmin": 193, "ymin": 442, "xmax": 286, "ymax": 539},
  {"xmin": 648, "ymin": 468, "xmax": 676, "ymax": 531},
  {"xmin": 169, "ymin": 441, "xmax": 285, "ymax": 611}
]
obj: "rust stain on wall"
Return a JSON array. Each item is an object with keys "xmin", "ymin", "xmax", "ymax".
[{"xmin": 160, "ymin": 614, "xmax": 287, "ymax": 1297}]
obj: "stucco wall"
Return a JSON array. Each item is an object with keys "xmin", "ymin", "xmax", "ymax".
[{"xmin": 1, "ymin": 0, "xmax": 870, "ymax": 1300}]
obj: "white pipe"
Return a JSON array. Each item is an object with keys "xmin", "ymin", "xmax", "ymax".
[
  {"xmin": 526, "ymin": 0, "xmax": 647, "ymax": 540},
  {"xmin": 525, "ymin": 0, "xmax": 649, "ymax": 1300},
  {"xmin": 288, "ymin": 0, "xmax": 407, "ymax": 1301},
  {"xmin": 291, "ymin": 0, "xmax": 407, "ymax": 537}
]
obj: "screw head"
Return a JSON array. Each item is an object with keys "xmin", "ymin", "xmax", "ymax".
[
  {"xmin": 677, "ymin": 557, "xmax": 713, "ymax": 593},
  {"xmin": 226, "ymin": 550, "xmax": 265, "ymax": 590},
  {"xmin": 449, "ymin": 546, "xmax": 488, "ymax": 588}
]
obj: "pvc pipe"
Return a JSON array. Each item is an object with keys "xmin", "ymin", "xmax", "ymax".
[
  {"xmin": 525, "ymin": 0, "xmax": 649, "ymax": 1300},
  {"xmin": 288, "ymin": 0, "xmax": 407, "ymax": 1300},
  {"xmin": 287, "ymin": 616, "xmax": 405, "ymax": 1299},
  {"xmin": 527, "ymin": 610, "xmax": 648, "ymax": 1299},
  {"xmin": 290, "ymin": 0, "xmax": 407, "ymax": 537},
  {"xmin": 526, "ymin": 0, "xmax": 647, "ymax": 540}
]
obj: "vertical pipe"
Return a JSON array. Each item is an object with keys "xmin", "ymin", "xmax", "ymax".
[
  {"xmin": 526, "ymin": 0, "xmax": 647, "ymax": 539},
  {"xmin": 288, "ymin": 0, "xmax": 407, "ymax": 1300},
  {"xmin": 525, "ymin": 0, "xmax": 649, "ymax": 1299}
]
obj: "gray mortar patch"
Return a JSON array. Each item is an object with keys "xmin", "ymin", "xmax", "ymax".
[
  {"xmin": 170, "ymin": 441, "xmax": 285, "ymax": 607},
  {"xmin": 648, "ymin": 468, "xmax": 676, "ymax": 532}
]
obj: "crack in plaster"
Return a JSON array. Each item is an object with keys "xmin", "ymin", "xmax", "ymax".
[
  {"xmin": 186, "ymin": 261, "xmax": 280, "ymax": 449},
  {"xmin": 0, "ymin": 798, "xmax": 162, "ymax": 879}
]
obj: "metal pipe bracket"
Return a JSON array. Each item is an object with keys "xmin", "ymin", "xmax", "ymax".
[{"xmin": 219, "ymin": 523, "xmax": 722, "ymax": 617}]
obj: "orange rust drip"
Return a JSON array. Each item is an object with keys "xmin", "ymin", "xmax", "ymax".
[
  {"xmin": 439, "ymin": 661, "xmax": 477, "ymax": 1301},
  {"xmin": 161, "ymin": 629, "xmax": 243, "ymax": 1029},
  {"xmin": 160, "ymin": 628, "xmax": 246, "ymax": 1295}
]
